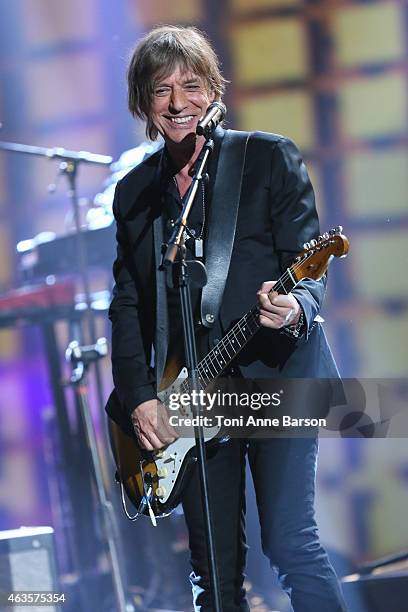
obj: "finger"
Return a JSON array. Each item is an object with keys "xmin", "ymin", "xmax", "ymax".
[
  {"xmin": 162, "ymin": 421, "xmax": 179, "ymax": 439},
  {"xmin": 159, "ymin": 408, "xmax": 179, "ymax": 439},
  {"xmin": 259, "ymin": 308, "xmax": 292, "ymax": 328},
  {"xmin": 269, "ymin": 294, "xmax": 296, "ymax": 307},
  {"xmin": 159, "ymin": 406, "xmax": 178, "ymax": 431},
  {"xmin": 136, "ymin": 415, "xmax": 174, "ymax": 447},
  {"xmin": 258, "ymin": 312, "xmax": 281, "ymax": 329},
  {"xmin": 258, "ymin": 280, "xmax": 277, "ymax": 294},
  {"xmin": 258, "ymin": 294, "xmax": 289, "ymax": 316},
  {"xmin": 136, "ymin": 432, "xmax": 154, "ymax": 451},
  {"xmin": 258, "ymin": 292, "xmax": 278, "ymax": 311},
  {"xmin": 259, "ymin": 314, "xmax": 280, "ymax": 329},
  {"xmin": 144, "ymin": 430, "xmax": 167, "ymax": 450},
  {"xmin": 155, "ymin": 424, "xmax": 178, "ymax": 445},
  {"xmin": 258, "ymin": 290, "xmax": 287, "ymax": 309},
  {"xmin": 261, "ymin": 308, "xmax": 296, "ymax": 326},
  {"xmin": 259, "ymin": 308, "xmax": 283, "ymax": 321},
  {"xmin": 138, "ymin": 414, "xmax": 176, "ymax": 446},
  {"xmin": 157, "ymin": 433, "xmax": 177, "ymax": 446}
]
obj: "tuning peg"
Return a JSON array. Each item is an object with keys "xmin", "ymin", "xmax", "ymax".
[
  {"xmin": 310, "ymin": 239, "xmax": 317, "ymax": 247},
  {"xmin": 317, "ymin": 235, "xmax": 323, "ymax": 241},
  {"xmin": 303, "ymin": 242, "xmax": 311, "ymax": 250},
  {"xmin": 323, "ymin": 232, "xmax": 329, "ymax": 239},
  {"xmin": 329, "ymin": 228, "xmax": 335, "ymax": 236},
  {"xmin": 334, "ymin": 225, "xmax": 343, "ymax": 234}
]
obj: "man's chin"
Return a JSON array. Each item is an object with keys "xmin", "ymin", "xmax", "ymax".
[{"xmin": 166, "ymin": 130, "xmax": 197, "ymax": 146}]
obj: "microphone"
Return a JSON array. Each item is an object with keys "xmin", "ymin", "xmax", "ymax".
[{"xmin": 196, "ymin": 102, "xmax": 226, "ymax": 138}]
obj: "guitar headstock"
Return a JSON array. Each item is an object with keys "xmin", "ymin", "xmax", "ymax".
[{"xmin": 292, "ymin": 226, "xmax": 349, "ymax": 282}]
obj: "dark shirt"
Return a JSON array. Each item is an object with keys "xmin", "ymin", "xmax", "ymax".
[{"xmin": 161, "ymin": 151, "xmax": 208, "ymax": 355}]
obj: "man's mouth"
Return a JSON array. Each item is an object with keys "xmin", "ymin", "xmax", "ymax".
[{"xmin": 167, "ymin": 115, "xmax": 194, "ymax": 124}]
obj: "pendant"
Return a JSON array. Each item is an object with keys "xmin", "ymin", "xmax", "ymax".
[{"xmin": 195, "ymin": 238, "xmax": 203, "ymax": 258}]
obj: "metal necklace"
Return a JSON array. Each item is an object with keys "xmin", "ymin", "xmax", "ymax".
[{"xmin": 172, "ymin": 176, "xmax": 205, "ymax": 258}]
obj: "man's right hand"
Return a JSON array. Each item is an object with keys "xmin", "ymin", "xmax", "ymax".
[{"xmin": 131, "ymin": 399, "xmax": 179, "ymax": 451}]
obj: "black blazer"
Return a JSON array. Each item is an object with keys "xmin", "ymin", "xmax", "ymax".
[{"xmin": 106, "ymin": 128, "xmax": 339, "ymax": 425}]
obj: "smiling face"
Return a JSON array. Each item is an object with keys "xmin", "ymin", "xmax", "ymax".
[{"xmin": 149, "ymin": 65, "xmax": 215, "ymax": 147}]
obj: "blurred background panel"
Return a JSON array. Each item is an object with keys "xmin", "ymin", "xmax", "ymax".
[
  {"xmin": 366, "ymin": 439, "xmax": 408, "ymax": 557},
  {"xmin": 339, "ymin": 73, "xmax": 407, "ymax": 140},
  {"xmin": 20, "ymin": 0, "xmax": 98, "ymax": 46},
  {"xmin": 356, "ymin": 312, "xmax": 408, "ymax": 377},
  {"xmin": 128, "ymin": 0, "xmax": 203, "ymax": 26},
  {"xmin": 0, "ymin": 0, "xmax": 408, "ymax": 609},
  {"xmin": 235, "ymin": 90, "xmax": 315, "ymax": 149},
  {"xmin": 351, "ymin": 231, "xmax": 408, "ymax": 300},
  {"xmin": 344, "ymin": 148, "xmax": 408, "ymax": 218},
  {"xmin": 231, "ymin": 18, "xmax": 308, "ymax": 86},
  {"xmin": 231, "ymin": 0, "xmax": 301, "ymax": 13},
  {"xmin": 24, "ymin": 53, "xmax": 106, "ymax": 123},
  {"xmin": 333, "ymin": 2, "xmax": 404, "ymax": 68}
]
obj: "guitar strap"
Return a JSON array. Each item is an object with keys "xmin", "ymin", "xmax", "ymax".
[
  {"xmin": 152, "ymin": 152, "xmax": 169, "ymax": 388},
  {"xmin": 200, "ymin": 129, "xmax": 250, "ymax": 327},
  {"xmin": 152, "ymin": 129, "xmax": 250, "ymax": 384}
]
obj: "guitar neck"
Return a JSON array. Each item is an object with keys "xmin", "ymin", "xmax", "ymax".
[{"xmin": 197, "ymin": 263, "xmax": 298, "ymax": 387}]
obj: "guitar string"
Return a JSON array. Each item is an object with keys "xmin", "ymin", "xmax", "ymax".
[
  {"xmin": 175, "ymin": 268, "xmax": 317, "ymax": 401},
  {"xmin": 168, "ymin": 240, "xmax": 338, "ymax": 401},
  {"xmin": 197, "ymin": 239, "xmax": 338, "ymax": 385},
  {"xmin": 198, "ymin": 306, "xmax": 260, "ymax": 387},
  {"xmin": 197, "ymin": 248, "xmax": 323, "ymax": 384},
  {"xmin": 199, "ymin": 250, "xmax": 312, "ymax": 370}
]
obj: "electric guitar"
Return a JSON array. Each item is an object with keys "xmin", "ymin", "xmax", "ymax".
[{"xmin": 108, "ymin": 227, "xmax": 349, "ymax": 521}]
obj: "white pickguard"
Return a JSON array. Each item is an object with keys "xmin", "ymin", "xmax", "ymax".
[{"xmin": 155, "ymin": 368, "xmax": 220, "ymax": 504}]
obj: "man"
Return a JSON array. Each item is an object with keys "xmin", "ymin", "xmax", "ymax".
[{"xmin": 106, "ymin": 25, "xmax": 347, "ymax": 612}]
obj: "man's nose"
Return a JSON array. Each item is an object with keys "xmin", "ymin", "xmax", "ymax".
[{"xmin": 169, "ymin": 87, "xmax": 188, "ymax": 112}]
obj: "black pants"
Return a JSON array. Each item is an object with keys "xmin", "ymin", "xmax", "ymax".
[{"xmin": 181, "ymin": 437, "xmax": 347, "ymax": 611}]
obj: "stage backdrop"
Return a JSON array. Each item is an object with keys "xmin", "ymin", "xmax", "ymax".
[{"xmin": 0, "ymin": 0, "xmax": 407, "ymax": 575}]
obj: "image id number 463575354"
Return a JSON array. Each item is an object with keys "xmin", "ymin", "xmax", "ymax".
[{"xmin": 0, "ymin": 591, "xmax": 66, "ymax": 606}]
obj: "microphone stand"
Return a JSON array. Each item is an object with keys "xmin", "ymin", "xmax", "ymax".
[
  {"xmin": 0, "ymin": 140, "xmax": 112, "ymax": 414},
  {"xmin": 66, "ymin": 338, "xmax": 133, "ymax": 612},
  {"xmin": 56, "ymin": 156, "xmax": 106, "ymax": 415},
  {"xmin": 162, "ymin": 137, "xmax": 222, "ymax": 612}
]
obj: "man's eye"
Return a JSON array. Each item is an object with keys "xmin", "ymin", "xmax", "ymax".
[
  {"xmin": 155, "ymin": 88, "xmax": 169, "ymax": 96},
  {"xmin": 185, "ymin": 84, "xmax": 200, "ymax": 90}
]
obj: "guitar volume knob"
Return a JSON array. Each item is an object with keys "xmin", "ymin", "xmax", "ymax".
[
  {"xmin": 157, "ymin": 467, "xmax": 168, "ymax": 478},
  {"xmin": 156, "ymin": 486, "xmax": 166, "ymax": 498}
]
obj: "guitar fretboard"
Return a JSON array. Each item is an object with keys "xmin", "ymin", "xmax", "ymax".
[
  {"xmin": 163, "ymin": 229, "xmax": 347, "ymax": 404},
  {"xmin": 196, "ymin": 262, "xmax": 299, "ymax": 386}
]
